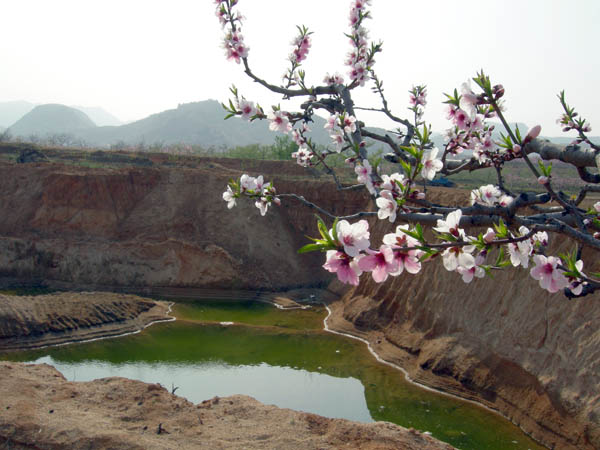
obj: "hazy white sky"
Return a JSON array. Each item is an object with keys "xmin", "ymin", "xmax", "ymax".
[{"xmin": 1, "ymin": 0, "xmax": 598, "ymax": 135}]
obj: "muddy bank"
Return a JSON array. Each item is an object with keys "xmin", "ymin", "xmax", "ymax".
[
  {"xmin": 0, "ymin": 362, "xmax": 453, "ymax": 450},
  {"xmin": 0, "ymin": 292, "xmax": 172, "ymax": 352}
]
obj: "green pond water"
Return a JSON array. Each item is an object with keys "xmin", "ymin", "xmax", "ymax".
[{"xmin": 1, "ymin": 299, "xmax": 545, "ymax": 450}]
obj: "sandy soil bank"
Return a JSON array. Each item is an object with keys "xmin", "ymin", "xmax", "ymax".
[
  {"xmin": 0, "ymin": 291, "xmax": 172, "ymax": 352},
  {"xmin": 0, "ymin": 291, "xmax": 457, "ymax": 449},
  {"xmin": 0, "ymin": 362, "xmax": 454, "ymax": 449}
]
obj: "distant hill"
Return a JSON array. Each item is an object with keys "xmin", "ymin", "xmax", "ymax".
[
  {"xmin": 72, "ymin": 106, "xmax": 122, "ymax": 127},
  {"xmin": 77, "ymin": 100, "xmax": 332, "ymax": 149},
  {"xmin": 0, "ymin": 101, "xmax": 36, "ymax": 128},
  {"xmin": 8, "ymin": 104, "xmax": 97, "ymax": 138},
  {"xmin": 7, "ymin": 99, "xmax": 595, "ymax": 152}
]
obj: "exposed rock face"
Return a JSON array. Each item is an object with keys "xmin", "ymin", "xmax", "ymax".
[
  {"xmin": 0, "ymin": 157, "xmax": 365, "ymax": 292},
  {"xmin": 328, "ymin": 195, "xmax": 600, "ymax": 450},
  {"xmin": 0, "ymin": 362, "xmax": 454, "ymax": 449}
]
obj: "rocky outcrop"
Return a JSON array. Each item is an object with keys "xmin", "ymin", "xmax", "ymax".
[
  {"xmin": 0, "ymin": 362, "xmax": 453, "ymax": 449},
  {"xmin": 328, "ymin": 194, "xmax": 600, "ymax": 450},
  {"xmin": 0, "ymin": 155, "xmax": 365, "ymax": 292}
]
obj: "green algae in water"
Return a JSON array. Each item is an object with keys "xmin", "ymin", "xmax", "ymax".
[
  {"xmin": 173, "ymin": 300, "xmax": 326, "ymax": 330},
  {"xmin": 2, "ymin": 301, "xmax": 545, "ymax": 450}
]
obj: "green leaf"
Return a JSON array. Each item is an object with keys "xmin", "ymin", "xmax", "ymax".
[
  {"xmin": 331, "ymin": 217, "xmax": 340, "ymax": 244},
  {"xmin": 316, "ymin": 215, "xmax": 336, "ymax": 247},
  {"xmin": 316, "ymin": 216, "xmax": 329, "ymax": 240},
  {"xmin": 298, "ymin": 243, "xmax": 326, "ymax": 254},
  {"xmin": 515, "ymin": 125, "xmax": 522, "ymax": 144},
  {"xmin": 482, "ymin": 265, "xmax": 493, "ymax": 278},
  {"xmin": 418, "ymin": 250, "xmax": 436, "ymax": 263},
  {"xmin": 493, "ymin": 219, "xmax": 508, "ymax": 238}
]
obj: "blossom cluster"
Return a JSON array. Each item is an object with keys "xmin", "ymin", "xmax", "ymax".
[
  {"xmin": 238, "ymin": 99, "xmax": 258, "ymax": 121},
  {"xmin": 216, "ymin": 1, "xmax": 249, "ymax": 64},
  {"xmin": 282, "ymin": 26, "xmax": 313, "ymax": 88},
  {"xmin": 322, "ymin": 220, "xmax": 422, "ymax": 285},
  {"xmin": 446, "ymin": 91, "xmax": 496, "ymax": 162},
  {"xmin": 470, "ymin": 184, "xmax": 513, "ymax": 207},
  {"xmin": 268, "ymin": 110, "xmax": 292, "ymax": 134},
  {"xmin": 408, "ymin": 85, "xmax": 428, "ymax": 123},
  {"xmin": 216, "ymin": 0, "xmax": 596, "ymax": 297},
  {"xmin": 346, "ymin": 0, "xmax": 373, "ymax": 86},
  {"xmin": 290, "ymin": 124, "xmax": 314, "ymax": 167},
  {"xmin": 324, "ymin": 112, "xmax": 357, "ymax": 152},
  {"xmin": 289, "ymin": 27, "xmax": 311, "ymax": 65},
  {"xmin": 323, "ymin": 72, "xmax": 345, "ymax": 86},
  {"xmin": 223, "ymin": 174, "xmax": 279, "ymax": 216},
  {"xmin": 557, "ymin": 112, "xmax": 592, "ymax": 134}
]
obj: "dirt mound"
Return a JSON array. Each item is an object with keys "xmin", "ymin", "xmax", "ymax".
[
  {"xmin": 0, "ymin": 362, "xmax": 453, "ymax": 450},
  {"xmin": 0, "ymin": 292, "xmax": 171, "ymax": 351}
]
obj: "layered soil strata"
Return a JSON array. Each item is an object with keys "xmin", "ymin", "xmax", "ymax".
[
  {"xmin": 0, "ymin": 154, "xmax": 367, "ymax": 292},
  {"xmin": 0, "ymin": 362, "xmax": 453, "ymax": 450},
  {"xmin": 0, "ymin": 292, "xmax": 171, "ymax": 351},
  {"xmin": 0, "ymin": 147, "xmax": 598, "ymax": 449},
  {"xmin": 326, "ymin": 216, "xmax": 600, "ymax": 449}
]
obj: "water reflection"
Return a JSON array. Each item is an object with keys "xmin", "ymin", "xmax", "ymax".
[{"xmin": 33, "ymin": 355, "xmax": 372, "ymax": 422}]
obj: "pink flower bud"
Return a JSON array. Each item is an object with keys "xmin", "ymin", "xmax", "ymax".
[
  {"xmin": 273, "ymin": 197, "xmax": 281, "ymax": 206},
  {"xmin": 538, "ymin": 176, "xmax": 549, "ymax": 185},
  {"xmin": 483, "ymin": 228, "xmax": 496, "ymax": 243},
  {"xmin": 416, "ymin": 192, "xmax": 426, "ymax": 200},
  {"xmin": 527, "ymin": 125, "xmax": 541, "ymax": 140},
  {"xmin": 593, "ymin": 201, "xmax": 600, "ymax": 213},
  {"xmin": 511, "ymin": 144, "xmax": 521, "ymax": 155}
]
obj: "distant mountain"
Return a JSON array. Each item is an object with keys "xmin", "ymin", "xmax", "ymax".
[
  {"xmin": 0, "ymin": 101, "xmax": 36, "ymax": 128},
  {"xmin": 77, "ymin": 100, "xmax": 333, "ymax": 149},
  {"xmin": 8, "ymin": 99, "xmax": 594, "ymax": 152},
  {"xmin": 8, "ymin": 104, "xmax": 96, "ymax": 137},
  {"xmin": 72, "ymin": 106, "xmax": 122, "ymax": 127}
]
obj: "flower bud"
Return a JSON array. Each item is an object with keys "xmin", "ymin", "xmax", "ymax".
[
  {"xmin": 493, "ymin": 84, "xmax": 504, "ymax": 99},
  {"xmin": 538, "ymin": 176, "xmax": 549, "ymax": 185},
  {"xmin": 526, "ymin": 125, "xmax": 542, "ymax": 141},
  {"xmin": 483, "ymin": 228, "xmax": 496, "ymax": 243}
]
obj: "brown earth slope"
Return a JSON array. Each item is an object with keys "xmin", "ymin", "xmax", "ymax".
[
  {"xmin": 0, "ymin": 154, "xmax": 365, "ymax": 292},
  {"xmin": 0, "ymin": 147, "xmax": 599, "ymax": 449},
  {"xmin": 327, "ymin": 191, "xmax": 600, "ymax": 450},
  {"xmin": 0, "ymin": 292, "xmax": 171, "ymax": 351},
  {"xmin": 0, "ymin": 362, "xmax": 453, "ymax": 450}
]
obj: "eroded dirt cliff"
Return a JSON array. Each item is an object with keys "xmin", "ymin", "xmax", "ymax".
[
  {"xmin": 0, "ymin": 152, "xmax": 365, "ymax": 292},
  {"xmin": 1, "ymin": 147, "xmax": 599, "ymax": 449},
  {"xmin": 328, "ymin": 189, "xmax": 600, "ymax": 450}
]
